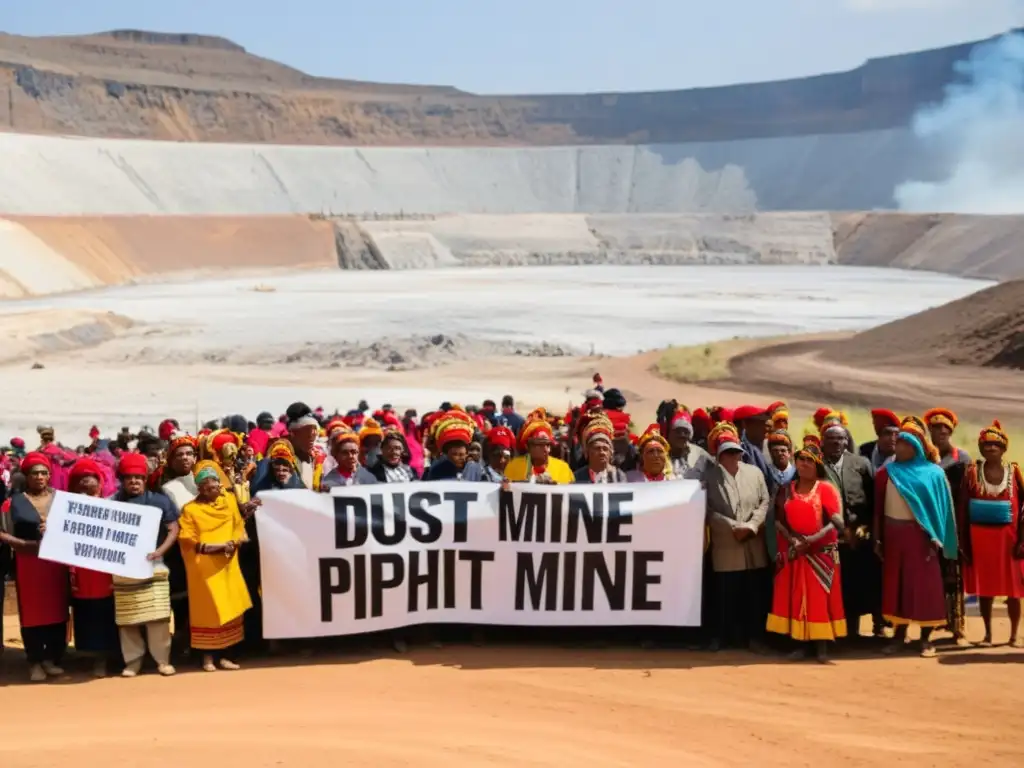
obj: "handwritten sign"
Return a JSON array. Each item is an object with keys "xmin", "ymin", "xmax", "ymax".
[{"xmin": 40, "ymin": 491, "xmax": 163, "ymax": 579}]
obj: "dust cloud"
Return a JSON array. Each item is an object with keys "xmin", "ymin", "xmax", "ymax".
[{"xmin": 896, "ymin": 31, "xmax": 1024, "ymax": 213}]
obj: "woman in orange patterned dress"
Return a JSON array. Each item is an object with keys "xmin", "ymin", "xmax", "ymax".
[
  {"xmin": 767, "ymin": 445, "xmax": 847, "ymax": 663},
  {"xmin": 958, "ymin": 421, "xmax": 1024, "ymax": 647}
]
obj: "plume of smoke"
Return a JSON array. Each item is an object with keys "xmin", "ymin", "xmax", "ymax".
[{"xmin": 895, "ymin": 32, "xmax": 1024, "ymax": 213}]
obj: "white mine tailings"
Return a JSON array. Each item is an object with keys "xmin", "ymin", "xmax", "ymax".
[{"xmin": 0, "ymin": 128, "xmax": 933, "ymax": 215}]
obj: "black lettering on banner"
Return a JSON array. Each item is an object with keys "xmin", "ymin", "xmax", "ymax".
[
  {"xmin": 407, "ymin": 549, "xmax": 440, "ymax": 612},
  {"xmin": 333, "ymin": 497, "xmax": 369, "ymax": 549},
  {"xmin": 515, "ymin": 552, "xmax": 559, "ymax": 610},
  {"xmin": 408, "ymin": 492, "xmax": 443, "ymax": 544},
  {"xmin": 443, "ymin": 548, "xmax": 457, "ymax": 609},
  {"xmin": 369, "ymin": 493, "xmax": 406, "ymax": 546},
  {"xmin": 567, "ymin": 493, "xmax": 603, "ymax": 543},
  {"xmin": 606, "ymin": 492, "xmax": 633, "ymax": 543},
  {"xmin": 632, "ymin": 551, "xmax": 663, "ymax": 610},
  {"xmin": 62, "ymin": 518, "xmax": 70, "ymax": 533},
  {"xmin": 561, "ymin": 551, "xmax": 577, "ymax": 610},
  {"xmin": 549, "ymin": 492, "xmax": 563, "ymax": 543},
  {"xmin": 318, "ymin": 558, "xmax": 350, "ymax": 622},
  {"xmin": 445, "ymin": 491, "xmax": 476, "ymax": 543},
  {"xmin": 353, "ymin": 553, "xmax": 367, "ymax": 619},
  {"xmin": 370, "ymin": 554, "xmax": 405, "ymax": 618},
  {"xmin": 581, "ymin": 551, "xmax": 626, "ymax": 611},
  {"xmin": 499, "ymin": 491, "xmax": 545, "ymax": 542},
  {"xmin": 458, "ymin": 550, "xmax": 494, "ymax": 610}
]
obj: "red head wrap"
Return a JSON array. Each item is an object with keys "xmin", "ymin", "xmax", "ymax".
[
  {"xmin": 813, "ymin": 407, "xmax": 834, "ymax": 430},
  {"xmin": 485, "ymin": 426, "xmax": 516, "ymax": 452},
  {"xmin": 870, "ymin": 409, "xmax": 900, "ymax": 433},
  {"xmin": 117, "ymin": 452, "xmax": 149, "ymax": 477},
  {"xmin": 158, "ymin": 419, "xmax": 177, "ymax": 442},
  {"xmin": 88, "ymin": 425, "xmax": 101, "ymax": 440},
  {"xmin": 69, "ymin": 458, "xmax": 104, "ymax": 488},
  {"xmin": 20, "ymin": 452, "xmax": 51, "ymax": 474}
]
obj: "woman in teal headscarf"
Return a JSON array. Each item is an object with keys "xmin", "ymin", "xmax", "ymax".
[{"xmin": 873, "ymin": 430, "xmax": 958, "ymax": 658}]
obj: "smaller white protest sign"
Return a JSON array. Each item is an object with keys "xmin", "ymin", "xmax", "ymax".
[{"xmin": 39, "ymin": 491, "xmax": 163, "ymax": 579}]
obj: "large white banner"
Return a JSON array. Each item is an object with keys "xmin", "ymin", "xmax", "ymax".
[
  {"xmin": 257, "ymin": 481, "xmax": 705, "ymax": 639},
  {"xmin": 39, "ymin": 491, "xmax": 163, "ymax": 579}
]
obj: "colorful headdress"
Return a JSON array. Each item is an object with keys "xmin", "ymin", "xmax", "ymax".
[
  {"xmin": 709, "ymin": 406, "xmax": 734, "ymax": 425},
  {"xmin": 802, "ymin": 432, "xmax": 822, "ymax": 449},
  {"xmin": 708, "ymin": 422, "xmax": 742, "ymax": 456},
  {"xmin": 168, "ymin": 431, "xmax": 198, "ymax": 456},
  {"xmin": 793, "ymin": 444, "xmax": 826, "ymax": 477},
  {"xmin": 978, "ymin": 420, "xmax": 1009, "ymax": 450},
  {"xmin": 195, "ymin": 464, "xmax": 221, "ymax": 485},
  {"xmin": 637, "ymin": 424, "xmax": 669, "ymax": 453},
  {"xmin": 899, "ymin": 416, "xmax": 940, "ymax": 463},
  {"xmin": 813, "ymin": 407, "xmax": 834, "ymax": 431},
  {"xmin": 819, "ymin": 411, "xmax": 849, "ymax": 437},
  {"xmin": 518, "ymin": 420, "xmax": 554, "ymax": 451},
  {"xmin": 433, "ymin": 409, "xmax": 476, "ymax": 452},
  {"xmin": 581, "ymin": 414, "xmax": 615, "ymax": 447},
  {"xmin": 924, "ymin": 408, "xmax": 959, "ymax": 432},
  {"xmin": 870, "ymin": 409, "xmax": 901, "ymax": 434},
  {"xmin": 767, "ymin": 429, "xmax": 793, "ymax": 449},
  {"xmin": 268, "ymin": 440, "xmax": 297, "ymax": 463},
  {"xmin": 604, "ymin": 408, "xmax": 632, "ymax": 439},
  {"xmin": 359, "ymin": 418, "xmax": 384, "ymax": 444}
]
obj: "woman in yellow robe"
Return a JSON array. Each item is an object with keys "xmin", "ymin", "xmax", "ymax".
[{"xmin": 179, "ymin": 463, "xmax": 253, "ymax": 671}]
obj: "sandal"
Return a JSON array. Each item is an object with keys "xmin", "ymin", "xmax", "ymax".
[{"xmin": 920, "ymin": 644, "xmax": 937, "ymax": 659}]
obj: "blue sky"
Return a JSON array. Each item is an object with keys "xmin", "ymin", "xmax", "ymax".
[{"xmin": 0, "ymin": 0, "xmax": 1021, "ymax": 93}]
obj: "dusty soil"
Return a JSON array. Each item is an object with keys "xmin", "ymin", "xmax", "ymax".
[
  {"xmin": 723, "ymin": 338, "xmax": 1024, "ymax": 424},
  {"xmin": 0, "ymin": 611, "xmax": 1019, "ymax": 767},
  {"xmin": 819, "ymin": 279, "xmax": 1024, "ymax": 369},
  {"xmin": 831, "ymin": 213, "xmax": 1024, "ymax": 281}
]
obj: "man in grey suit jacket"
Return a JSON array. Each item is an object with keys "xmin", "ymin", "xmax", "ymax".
[{"xmin": 705, "ymin": 436, "xmax": 771, "ymax": 652}]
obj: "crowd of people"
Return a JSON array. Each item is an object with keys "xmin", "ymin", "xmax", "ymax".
[{"xmin": 1, "ymin": 374, "xmax": 1022, "ymax": 682}]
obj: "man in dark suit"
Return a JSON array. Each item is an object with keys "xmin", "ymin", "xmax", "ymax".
[
  {"xmin": 858, "ymin": 409, "xmax": 900, "ymax": 474},
  {"xmin": 822, "ymin": 414, "xmax": 882, "ymax": 639}
]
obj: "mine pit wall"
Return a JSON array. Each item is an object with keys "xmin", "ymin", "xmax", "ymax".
[
  {"xmin": 0, "ymin": 215, "xmax": 337, "ymax": 298},
  {"xmin": 0, "ymin": 128, "xmax": 945, "ymax": 216}
]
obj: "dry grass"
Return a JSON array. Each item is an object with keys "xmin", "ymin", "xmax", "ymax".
[{"xmin": 654, "ymin": 337, "xmax": 790, "ymax": 383}]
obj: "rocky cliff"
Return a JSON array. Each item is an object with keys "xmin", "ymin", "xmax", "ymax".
[{"xmin": 0, "ymin": 28, "xmax": 1017, "ymax": 145}]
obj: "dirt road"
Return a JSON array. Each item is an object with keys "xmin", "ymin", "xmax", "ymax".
[{"xmin": 1, "ymin": 621, "xmax": 1019, "ymax": 767}]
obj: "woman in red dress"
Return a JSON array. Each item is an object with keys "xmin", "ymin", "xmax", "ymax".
[
  {"xmin": 958, "ymin": 421, "xmax": 1024, "ymax": 647},
  {"xmin": 0, "ymin": 452, "xmax": 70, "ymax": 682},
  {"xmin": 68, "ymin": 458, "xmax": 122, "ymax": 677},
  {"xmin": 767, "ymin": 445, "xmax": 847, "ymax": 663}
]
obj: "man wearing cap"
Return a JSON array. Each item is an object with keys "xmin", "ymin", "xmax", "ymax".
[
  {"xmin": 482, "ymin": 426, "xmax": 515, "ymax": 482},
  {"xmin": 859, "ymin": 409, "xmax": 901, "ymax": 474},
  {"xmin": 705, "ymin": 423, "xmax": 771, "ymax": 652},
  {"xmin": 821, "ymin": 412, "xmax": 881, "ymax": 639},
  {"xmin": 667, "ymin": 409, "xmax": 711, "ymax": 481},
  {"xmin": 731, "ymin": 405, "xmax": 774, "ymax": 486}
]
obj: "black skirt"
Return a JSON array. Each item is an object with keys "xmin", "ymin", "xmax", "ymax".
[{"xmin": 72, "ymin": 596, "xmax": 121, "ymax": 654}]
